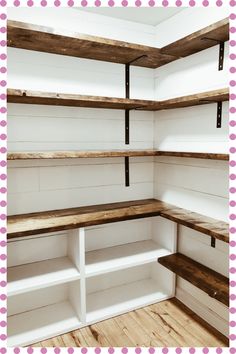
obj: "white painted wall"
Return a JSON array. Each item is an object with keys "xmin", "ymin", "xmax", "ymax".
[
  {"xmin": 154, "ymin": 8, "xmax": 229, "ymax": 336},
  {"xmin": 8, "ymin": 7, "xmax": 228, "ymax": 339}
]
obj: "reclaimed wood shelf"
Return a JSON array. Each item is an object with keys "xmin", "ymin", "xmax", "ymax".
[
  {"xmin": 147, "ymin": 88, "xmax": 229, "ymax": 111},
  {"xmin": 161, "ymin": 18, "xmax": 229, "ymax": 58},
  {"xmin": 7, "ymin": 18, "xmax": 228, "ymax": 69},
  {"xmin": 7, "ymin": 150, "xmax": 157, "ymax": 160},
  {"xmin": 7, "ymin": 89, "xmax": 156, "ymax": 110},
  {"xmin": 8, "ymin": 198, "xmax": 229, "ymax": 242},
  {"xmin": 7, "ymin": 150, "xmax": 229, "ymax": 161},
  {"xmin": 157, "ymin": 151, "xmax": 229, "ymax": 160},
  {"xmin": 7, "ymin": 88, "xmax": 229, "ymax": 111},
  {"xmin": 158, "ymin": 253, "xmax": 229, "ymax": 306}
]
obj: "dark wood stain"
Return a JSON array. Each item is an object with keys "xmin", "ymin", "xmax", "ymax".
[
  {"xmin": 158, "ymin": 253, "xmax": 229, "ymax": 306},
  {"xmin": 7, "ymin": 19, "xmax": 228, "ymax": 69},
  {"xmin": 7, "ymin": 198, "xmax": 229, "ymax": 243},
  {"xmin": 7, "ymin": 150, "xmax": 229, "ymax": 161},
  {"xmin": 162, "ymin": 18, "xmax": 229, "ymax": 58},
  {"xmin": 7, "ymin": 88, "xmax": 157, "ymax": 110},
  {"xmin": 7, "ymin": 88, "xmax": 229, "ymax": 111}
]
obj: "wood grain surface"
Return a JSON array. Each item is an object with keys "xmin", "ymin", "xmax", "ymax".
[
  {"xmin": 7, "ymin": 89, "xmax": 156, "ymax": 110},
  {"xmin": 158, "ymin": 253, "xmax": 229, "ymax": 306},
  {"xmin": 7, "ymin": 18, "xmax": 229, "ymax": 69},
  {"xmin": 7, "ymin": 88, "xmax": 229, "ymax": 111},
  {"xmin": 32, "ymin": 299, "xmax": 228, "ymax": 347},
  {"xmin": 162, "ymin": 18, "xmax": 229, "ymax": 58},
  {"xmin": 7, "ymin": 198, "xmax": 229, "ymax": 242}
]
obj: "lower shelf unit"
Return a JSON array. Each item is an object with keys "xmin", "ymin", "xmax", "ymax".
[{"xmin": 8, "ymin": 217, "xmax": 176, "ymax": 347}]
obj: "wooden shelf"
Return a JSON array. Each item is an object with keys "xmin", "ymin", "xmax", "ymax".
[
  {"xmin": 7, "ymin": 198, "xmax": 228, "ymax": 243},
  {"xmin": 8, "ymin": 301, "xmax": 81, "ymax": 347},
  {"xmin": 7, "ymin": 88, "xmax": 229, "ymax": 111},
  {"xmin": 7, "ymin": 150, "xmax": 229, "ymax": 161},
  {"xmin": 7, "ymin": 19, "xmax": 228, "ymax": 69},
  {"xmin": 157, "ymin": 151, "xmax": 229, "ymax": 161},
  {"xmin": 158, "ymin": 253, "xmax": 229, "ymax": 306},
  {"xmin": 147, "ymin": 88, "xmax": 229, "ymax": 111},
  {"xmin": 7, "ymin": 89, "xmax": 156, "ymax": 110},
  {"xmin": 160, "ymin": 206, "xmax": 228, "ymax": 243},
  {"xmin": 162, "ymin": 18, "xmax": 229, "ymax": 58},
  {"xmin": 85, "ymin": 240, "xmax": 170, "ymax": 277},
  {"xmin": 8, "ymin": 256, "xmax": 80, "ymax": 296},
  {"xmin": 7, "ymin": 150, "xmax": 157, "ymax": 160}
]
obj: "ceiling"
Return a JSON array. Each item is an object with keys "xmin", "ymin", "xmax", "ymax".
[{"xmin": 77, "ymin": 8, "xmax": 183, "ymax": 26}]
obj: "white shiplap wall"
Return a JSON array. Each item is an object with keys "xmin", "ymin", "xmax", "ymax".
[
  {"xmin": 7, "ymin": 8, "xmax": 155, "ymax": 216},
  {"xmin": 154, "ymin": 8, "xmax": 229, "ymax": 336}
]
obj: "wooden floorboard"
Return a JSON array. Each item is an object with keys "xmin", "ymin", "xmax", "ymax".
[{"xmin": 32, "ymin": 299, "xmax": 228, "ymax": 347}]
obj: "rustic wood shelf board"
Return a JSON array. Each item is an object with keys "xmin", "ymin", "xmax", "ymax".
[
  {"xmin": 7, "ymin": 18, "xmax": 229, "ymax": 69},
  {"xmin": 7, "ymin": 199, "xmax": 165, "ymax": 238},
  {"xmin": 7, "ymin": 88, "xmax": 229, "ymax": 111},
  {"xmin": 7, "ymin": 89, "xmax": 156, "ymax": 110},
  {"xmin": 7, "ymin": 20, "xmax": 176, "ymax": 69},
  {"xmin": 7, "ymin": 150, "xmax": 157, "ymax": 160},
  {"xmin": 8, "ymin": 198, "xmax": 229, "ymax": 242},
  {"xmin": 146, "ymin": 88, "xmax": 229, "ymax": 111},
  {"xmin": 160, "ymin": 207, "xmax": 228, "ymax": 243},
  {"xmin": 162, "ymin": 18, "xmax": 229, "ymax": 58},
  {"xmin": 157, "ymin": 151, "xmax": 229, "ymax": 161},
  {"xmin": 7, "ymin": 150, "xmax": 229, "ymax": 161},
  {"xmin": 158, "ymin": 253, "xmax": 229, "ymax": 306}
]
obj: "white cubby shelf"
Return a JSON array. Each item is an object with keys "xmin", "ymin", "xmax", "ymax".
[{"xmin": 8, "ymin": 217, "xmax": 177, "ymax": 347}]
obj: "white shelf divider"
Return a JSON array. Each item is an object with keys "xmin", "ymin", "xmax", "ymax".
[
  {"xmin": 8, "ymin": 256, "xmax": 80, "ymax": 296},
  {"xmin": 85, "ymin": 240, "xmax": 171, "ymax": 277},
  {"xmin": 68, "ymin": 228, "xmax": 86, "ymax": 324}
]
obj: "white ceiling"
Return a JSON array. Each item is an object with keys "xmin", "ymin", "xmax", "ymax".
[{"xmin": 77, "ymin": 8, "xmax": 183, "ymax": 26}]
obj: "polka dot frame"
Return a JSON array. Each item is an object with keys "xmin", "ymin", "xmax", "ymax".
[{"xmin": 1, "ymin": 0, "xmax": 234, "ymax": 353}]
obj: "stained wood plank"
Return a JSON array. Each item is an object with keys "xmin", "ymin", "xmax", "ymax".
[
  {"xmin": 162, "ymin": 18, "xmax": 229, "ymax": 58},
  {"xmin": 145, "ymin": 88, "xmax": 229, "ymax": 111},
  {"xmin": 159, "ymin": 205, "xmax": 229, "ymax": 243},
  {"xmin": 7, "ymin": 199, "xmax": 164, "ymax": 239},
  {"xmin": 7, "ymin": 88, "xmax": 156, "ymax": 110},
  {"xmin": 158, "ymin": 253, "xmax": 229, "ymax": 306},
  {"xmin": 7, "ymin": 150, "xmax": 228, "ymax": 161},
  {"xmin": 7, "ymin": 150, "xmax": 157, "ymax": 160},
  {"xmin": 7, "ymin": 20, "xmax": 176, "ymax": 69},
  {"xmin": 157, "ymin": 151, "xmax": 229, "ymax": 160},
  {"xmin": 7, "ymin": 88, "xmax": 228, "ymax": 111},
  {"xmin": 7, "ymin": 199, "xmax": 229, "ymax": 243},
  {"xmin": 32, "ymin": 299, "xmax": 228, "ymax": 347},
  {"xmin": 7, "ymin": 19, "xmax": 228, "ymax": 69}
]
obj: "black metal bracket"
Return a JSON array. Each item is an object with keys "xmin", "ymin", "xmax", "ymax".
[
  {"xmin": 216, "ymin": 101, "xmax": 222, "ymax": 128},
  {"xmin": 211, "ymin": 237, "xmax": 216, "ymax": 248},
  {"xmin": 125, "ymin": 156, "xmax": 130, "ymax": 187},
  {"xmin": 201, "ymin": 37, "xmax": 225, "ymax": 71},
  {"xmin": 125, "ymin": 55, "xmax": 148, "ymax": 146},
  {"xmin": 199, "ymin": 99, "xmax": 222, "ymax": 128},
  {"xmin": 124, "ymin": 55, "xmax": 148, "ymax": 186}
]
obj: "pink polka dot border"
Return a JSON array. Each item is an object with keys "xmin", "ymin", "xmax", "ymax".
[
  {"xmin": 2, "ymin": 0, "xmax": 234, "ymax": 353},
  {"xmin": 0, "ymin": 0, "xmax": 6, "ymax": 352}
]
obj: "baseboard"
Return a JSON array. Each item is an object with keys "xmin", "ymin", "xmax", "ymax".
[{"xmin": 176, "ymin": 287, "xmax": 228, "ymax": 337}]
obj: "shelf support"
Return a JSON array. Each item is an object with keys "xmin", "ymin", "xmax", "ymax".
[
  {"xmin": 125, "ymin": 63, "xmax": 130, "ymax": 145},
  {"xmin": 199, "ymin": 99, "xmax": 223, "ymax": 128},
  {"xmin": 125, "ymin": 55, "xmax": 148, "ymax": 145},
  {"xmin": 125, "ymin": 156, "xmax": 130, "ymax": 187},
  {"xmin": 201, "ymin": 37, "xmax": 225, "ymax": 71},
  {"xmin": 211, "ymin": 237, "xmax": 216, "ymax": 248}
]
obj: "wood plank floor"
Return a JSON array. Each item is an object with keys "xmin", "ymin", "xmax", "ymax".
[{"xmin": 32, "ymin": 298, "xmax": 228, "ymax": 347}]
